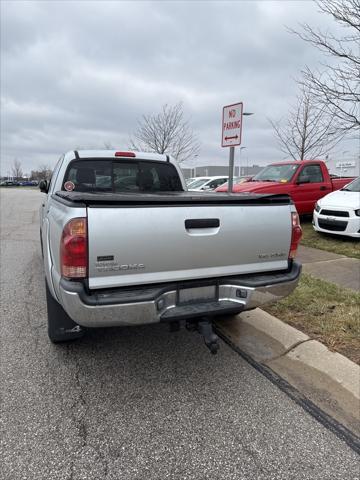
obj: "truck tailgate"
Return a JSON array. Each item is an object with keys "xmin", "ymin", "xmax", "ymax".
[{"xmin": 86, "ymin": 197, "xmax": 292, "ymax": 289}]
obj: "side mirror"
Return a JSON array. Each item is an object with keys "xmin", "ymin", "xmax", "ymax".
[
  {"xmin": 297, "ymin": 176, "xmax": 310, "ymax": 184},
  {"xmin": 39, "ymin": 180, "xmax": 49, "ymax": 193}
]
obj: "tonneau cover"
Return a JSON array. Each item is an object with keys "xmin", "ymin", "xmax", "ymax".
[{"xmin": 54, "ymin": 191, "xmax": 292, "ymax": 206}]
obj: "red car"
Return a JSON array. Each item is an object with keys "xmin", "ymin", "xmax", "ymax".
[{"xmin": 216, "ymin": 160, "xmax": 355, "ymax": 215}]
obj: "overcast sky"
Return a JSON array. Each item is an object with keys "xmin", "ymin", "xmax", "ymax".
[{"xmin": 0, "ymin": 0, "xmax": 357, "ymax": 175}]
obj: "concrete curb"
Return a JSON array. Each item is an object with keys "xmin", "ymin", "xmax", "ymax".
[{"xmin": 215, "ymin": 308, "xmax": 360, "ymax": 436}]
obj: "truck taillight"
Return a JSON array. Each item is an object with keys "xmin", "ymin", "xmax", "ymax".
[
  {"xmin": 289, "ymin": 212, "xmax": 302, "ymax": 259},
  {"xmin": 60, "ymin": 218, "xmax": 87, "ymax": 279}
]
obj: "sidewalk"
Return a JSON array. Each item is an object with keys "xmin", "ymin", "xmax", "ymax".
[{"xmin": 296, "ymin": 245, "xmax": 360, "ymax": 292}]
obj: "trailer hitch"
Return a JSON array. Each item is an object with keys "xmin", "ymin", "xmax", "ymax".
[
  {"xmin": 197, "ymin": 318, "xmax": 220, "ymax": 355},
  {"xmin": 172, "ymin": 318, "xmax": 219, "ymax": 354}
]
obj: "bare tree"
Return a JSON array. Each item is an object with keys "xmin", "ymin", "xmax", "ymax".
[
  {"xmin": 291, "ymin": 0, "xmax": 360, "ymax": 133},
  {"xmin": 130, "ymin": 103, "xmax": 200, "ymax": 164},
  {"xmin": 31, "ymin": 164, "xmax": 52, "ymax": 181},
  {"xmin": 11, "ymin": 159, "xmax": 23, "ymax": 179},
  {"xmin": 269, "ymin": 85, "xmax": 342, "ymax": 160}
]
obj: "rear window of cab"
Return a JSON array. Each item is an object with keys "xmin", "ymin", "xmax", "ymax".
[{"xmin": 62, "ymin": 159, "xmax": 183, "ymax": 193}]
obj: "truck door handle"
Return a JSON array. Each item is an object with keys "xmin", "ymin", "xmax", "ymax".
[
  {"xmin": 185, "ymin": 218, "xmax": 220, "ymax": 229},
  {"xmin": 320, "ymin": 186, "xmax": 328, "ymax": 191}
]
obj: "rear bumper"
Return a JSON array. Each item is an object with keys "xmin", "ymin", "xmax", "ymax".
[{"xmin": 58, "ymin": 262, "xmax": 302, "ymax": 328}]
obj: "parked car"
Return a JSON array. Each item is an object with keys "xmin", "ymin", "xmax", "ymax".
[
  {"xmin": 313, "ymin": 176, "xmax": 360, "ymax": 238},
  {"xmin": 215, "ymin": 160, "xmax": 355, "ymax": 215},
  {"xmin": 19, "ymin": 180, "xmax": 36, "ymax": 186},
  {"xmin": 186, "ymin": 177, "xmax": 212, "ymax": 189},
  {"xmin": 0, "ymin": 180, "xmax": 19, "ymax": 187},
  {"xmin": 188, "ymin": 176, "xmax": 228, "ymax": 191},
  {"xmin": 39, "ymin": 149, "xmax": 302, "ymax": 353}
]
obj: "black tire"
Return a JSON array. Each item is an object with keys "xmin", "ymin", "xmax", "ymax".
[{"xmin": 45, "ymin": 281, "xmax": 85, "ymax": 343}]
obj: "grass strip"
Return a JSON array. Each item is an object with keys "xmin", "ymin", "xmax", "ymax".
[
  {"xmin": 263, "ymin": 273, "xmax": 360, "ymax": 365},
  {"xmin": 300, "ymin": 220, "xmax": 360, "ymax": 260}
]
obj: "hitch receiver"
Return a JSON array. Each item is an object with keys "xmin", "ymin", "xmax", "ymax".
[{"xmin": 198, "ymin": 318, "xmax": 219, "ymax": 354}]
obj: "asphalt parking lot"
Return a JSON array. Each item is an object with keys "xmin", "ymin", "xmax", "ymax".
[{"xmin": 1, "ymin": 188, "xmax": 359, "ymax": 480}]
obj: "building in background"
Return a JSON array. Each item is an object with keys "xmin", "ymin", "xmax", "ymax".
[
  {"xmin": 182, "ymin": 165, "xmax": 262, "ymax": 179},
  {"xmin": 325, "ymin": 153, "xmax": 359, "ymax": 178}
]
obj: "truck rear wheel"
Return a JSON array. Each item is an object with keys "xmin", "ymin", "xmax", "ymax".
[{"xmin": 45, "ymin": 281, "xmax": 85, "ymax": 343}]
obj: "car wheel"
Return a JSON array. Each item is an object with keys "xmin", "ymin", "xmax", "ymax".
[{"xmin": 45, "ymin": 281, "xmax": 85, "ymax": 343}]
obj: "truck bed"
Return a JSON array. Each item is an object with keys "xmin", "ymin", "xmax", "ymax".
[{"xmin": 331, "ymin": 177, "xmax": 354, "ymax": 190}]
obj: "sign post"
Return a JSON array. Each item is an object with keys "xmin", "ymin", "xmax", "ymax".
[{"xmin": 222, "ymin": 102, "xmax": 243, "ymax": 193}]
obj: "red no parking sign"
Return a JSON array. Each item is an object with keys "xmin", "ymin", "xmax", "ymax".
[{"xmin": 222, "ymin": 102, "xmax": 243, "ymax": 147}]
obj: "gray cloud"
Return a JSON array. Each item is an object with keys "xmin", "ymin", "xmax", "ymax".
[{"xmin": 0, "ymin": 0, "xmax": 356, "ymax": 175}]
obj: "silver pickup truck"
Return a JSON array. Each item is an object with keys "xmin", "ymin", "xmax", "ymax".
[{"xmin": 40, "ymin": 150, "xmax": 302, "ymax": 353}]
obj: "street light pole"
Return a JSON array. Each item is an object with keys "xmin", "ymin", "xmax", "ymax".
[
  {"xmin": 193, "ymin": 154, "xmax": 198, "ymax": 178},
  {"xmin": 239, "ymin": 146, "xmax": 246, "ymax": 176}
]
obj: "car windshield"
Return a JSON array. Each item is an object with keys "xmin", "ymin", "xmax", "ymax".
[
  {"xmin": 188, "ymin": 178, "xmax": 211, "ymax": 189},
  {"xmin": 342, "ymin": 177, "xmax": 360, "ymax": 192},
  {"xmin": 252, "ymin": 164, "xmax": 300, "ymax": 182},
  {"xmin": 62, "ymin": 159, "xmax": 183, "ymax": 193}
]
